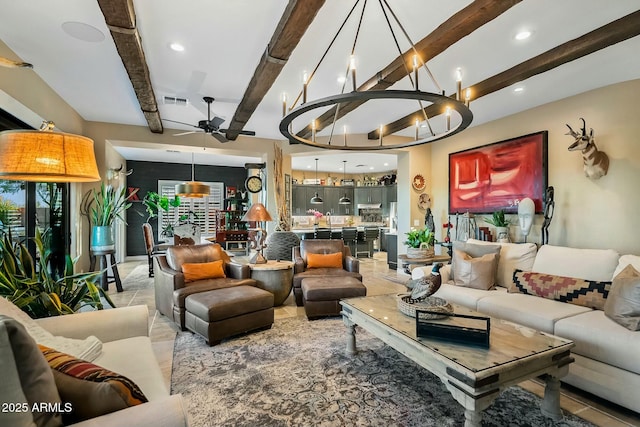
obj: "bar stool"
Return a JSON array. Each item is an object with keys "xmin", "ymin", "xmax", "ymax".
[
  {"xmin": 355, "ymin": 226, "xmax": 379, "ymax": 258},
  {"xmin": 89, "ymin": 248, "xmax": 123, "ymax": 292},
  {"xmin": 314, "ymin": 228, "xmax": 331, "ymax": 239},
  {"xmin": 341, "ymin": 227, "xmax": 357, "ymax": 256}
]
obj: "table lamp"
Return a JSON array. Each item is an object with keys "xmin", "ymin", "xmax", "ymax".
[{"xmin": 242, "ymin": 203, "xmax": 273, "ymax": 264}]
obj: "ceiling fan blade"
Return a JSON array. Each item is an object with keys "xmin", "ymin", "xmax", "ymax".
[
  {"xmin": 211, "ymin": 132, "xmax": 228, "ymax": 143},
  {"xmin": 173, "ymin": 130, "xmax": 202, "ymax": 136},
  {"xmin": 219, "ymin": 128, "xmax": 256, "ymax": 137},
  {"xmin": 210, "ymin": 116, "xmax": 225, "ymax": 128},
  {"xmin": 163, "ymin": 118, "xmax": 199, "ymax": 128}
]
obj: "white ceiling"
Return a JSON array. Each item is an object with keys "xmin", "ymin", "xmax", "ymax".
[{"xmin": 1, "ymin": 0, "xmax": 639, "ymax": 173}]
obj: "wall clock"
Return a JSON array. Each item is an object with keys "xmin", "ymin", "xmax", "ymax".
[
  {"xmin": 412, "ymin": 174, "xmax": 426, "ymax": 191},
  {"xmin": 245, "ymin": 175, "xmax": 263, "ymax": 193}
]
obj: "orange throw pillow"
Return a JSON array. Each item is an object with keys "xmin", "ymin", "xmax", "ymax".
[
  {"xmin": 182, "ymin": 260, "xmax": 226, "ymax": 282},
  {"xmin": 307, "ymin": 252, "xmax": 343, "ymax": 268}
]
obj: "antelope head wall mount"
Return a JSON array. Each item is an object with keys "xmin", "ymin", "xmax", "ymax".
[
  {"xmin": 565, "ymin": 118, "xmax": 609, "ymax": 180},
  {"xmin": 106, "ymin": 164, "xmax": 133, "ymax": 181}
]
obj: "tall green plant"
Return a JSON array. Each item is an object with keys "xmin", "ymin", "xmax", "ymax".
[
  {"xmin": 0, "ymin": 228, "xmax": 113, "ymax": 318},
  {"xmin": 81, "ymin": 183, "xmax": 137, "ymax": 226}
]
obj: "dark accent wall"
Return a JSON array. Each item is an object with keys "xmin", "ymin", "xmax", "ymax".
[{"xmin": 126, "ymin": 160, "xmax": 247, "ymax": 256}]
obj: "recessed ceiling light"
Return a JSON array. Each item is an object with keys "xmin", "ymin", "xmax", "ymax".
[
  {"xmin": 307, "ymin": 165, "xmax": 312, "ymax": 169},
  {"xmin": 513, "ymin": 86, "xmax": 525, "ymax": 93},
  {"xmin": 170, "ymin": 42, "xmax": 185, "ymax": 52},
  {"xmin": 383, "ymin": 162, "xmax": 389, "ymax": 166},
  {"xmin": 515, "ymin": 30, "xmax": 532, "ymax": 41},
  {"xmin": 369, "ymin": 166, "xmax": 374, "ymax": 170},
  {"xmin": 337, "ymin": 75, "xmax": 346, "ymax": 84}
]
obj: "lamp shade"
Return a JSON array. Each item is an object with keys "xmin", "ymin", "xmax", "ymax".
[
  {"xmin": 242, "ymin": 203, "xmax": 273, "ymax": 222},
  {"xmin": 175, "ymin": 182, "xmax": 210, "ymax": 198},
  {"xmin": 0, "ymin": 130, "xmax": 100, "ymax": 182}
]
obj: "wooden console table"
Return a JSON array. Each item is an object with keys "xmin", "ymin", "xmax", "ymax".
[{"xmin": 397, "ymin": 254, "xmax": 450, "ymax": 274}]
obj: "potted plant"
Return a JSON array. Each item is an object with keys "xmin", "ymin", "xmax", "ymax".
[
  {"xmin": 0, "ymin": 228, "xmax": 113, "ymax": 318},
  {"xmin": 483, "ymin": 209, "xmax": 511, "ymax": 242},
  {"xmin": 403, "ymin": 227, "xmax": 435, "ymax": 258},
  {"xmin": 142, "ymin": 191, "xmax": 181, "ymax": 237},
  {"xmin": 81, "ymin": 183, "xmax": 137, "ymax": 250}
]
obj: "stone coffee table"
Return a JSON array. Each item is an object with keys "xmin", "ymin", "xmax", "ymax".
[{"xmin": 340, "ymin": 294, "xmax": 574, "ymax": 427}]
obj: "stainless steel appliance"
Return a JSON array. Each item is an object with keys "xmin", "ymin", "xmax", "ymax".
[{"xmin": 389, "ymin": 202, "xmax": 398, "ymax": 232}]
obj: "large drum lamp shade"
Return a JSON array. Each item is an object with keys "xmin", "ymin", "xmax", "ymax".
[{"xmin": 0, "ymin": 129, "xmax": 100, "ymax": 182}]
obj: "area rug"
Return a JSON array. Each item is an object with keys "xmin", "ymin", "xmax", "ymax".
[{"xmin": 171, "ymin": 317, "xmax": 594, "ymax": 427}]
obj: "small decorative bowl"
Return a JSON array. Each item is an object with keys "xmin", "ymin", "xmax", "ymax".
[{"xmin": 397, "ymin": 294, "xmax": 453, "ymax": 319}]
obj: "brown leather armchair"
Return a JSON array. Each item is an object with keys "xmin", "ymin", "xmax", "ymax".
[
  {"xmin": 292, "ymin": 239, "xmax": 362, "ymax": 306},
  {"xmin": 154, "ymin": 243, "xmax": 256, "ymax": 329}
]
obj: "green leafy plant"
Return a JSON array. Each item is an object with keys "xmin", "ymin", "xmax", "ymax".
[
  {"xmin": 0, "ymin": 228, "xmax": 113, "ymax": 318},
  {"xmin": 142, "ymin": 191, "xmax": 182, "ymax": 236},
  {"xmin": 81, "ymin": 183, "xmax": 137, "ymax": 226},
  {"xmin": 483, "ymin": 210, "xmax": 511, "ymax": 227},
  {"xmin": 403, "ymin": 228, "xmax": 434, "ymax": 248},
  {"xmin": 0, "ymin": 196, "xmax": 18, "ymax": 230}
]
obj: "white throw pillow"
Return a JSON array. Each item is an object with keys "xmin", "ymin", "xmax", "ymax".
[
  {"xmin": 613, "ymin": 254, "xmax": 640, "ymax": 279},
  {"xmin": 0, "ymin": 297, "xmax": 102, "ymax": 361},
  {"xmin": 467, "ymin": 239, "xmax": 537, "ymax": 287}
]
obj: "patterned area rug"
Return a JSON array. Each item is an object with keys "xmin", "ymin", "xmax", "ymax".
[{"xmin": 171, "ymin": 317, "xmax": 594, "ymax": 427}]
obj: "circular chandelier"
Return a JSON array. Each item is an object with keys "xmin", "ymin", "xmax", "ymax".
[{"xmin": 279, "ymin": 0, "xmax": 473, "ymax": 151}]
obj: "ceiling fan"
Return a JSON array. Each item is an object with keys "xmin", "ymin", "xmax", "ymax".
[{"xmin": 163, "ymin": 96, "xmax": 255, "ymax": 143}]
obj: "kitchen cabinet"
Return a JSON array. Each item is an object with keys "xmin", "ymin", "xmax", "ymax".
[
  {"xmin": 323, "ymin": 187, "xmax": 354, "ymax": 215},
  {"xmin": 292, "ymin": 185, "xmax": 324, "ymax": 214},
  {"xmin": 354, "ymin": 186, "xmax": 384, "ymax": 205},
  {"xmin": 382, "ymin": 184, "xmax": 397, "ymax": 215}
]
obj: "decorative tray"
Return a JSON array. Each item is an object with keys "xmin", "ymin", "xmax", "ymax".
[{"xmin": 397, "ymin": 294, "xmax": 452, "ymax": 319}]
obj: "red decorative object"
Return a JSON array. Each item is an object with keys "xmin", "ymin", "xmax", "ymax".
[{"xmin": 448, "ymin": 131, "xmax": 547, "ymax": 214}]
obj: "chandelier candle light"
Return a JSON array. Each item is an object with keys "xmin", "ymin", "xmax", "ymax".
[{"xmin": 279, "ymin": 0, "xmax": 472, "ymax": 150}]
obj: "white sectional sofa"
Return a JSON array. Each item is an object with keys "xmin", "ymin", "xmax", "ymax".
[
  {"xmin": 412, "ymin": 240, "xmax": 640, "ymax": 413},
  {"xmin": 0, "ymin": 303, "xmax": 189, "ymax": 427}
]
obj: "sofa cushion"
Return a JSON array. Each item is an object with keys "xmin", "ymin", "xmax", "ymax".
[
  {"xmin": 613, "ymin": 254, "xmax": 640, "ymax": 278},
  {"xmin": 182, "ymin": 260, "xmax": 226, "ymax": 282},
  {"xmin": 306, "ymin": 252, "xmax": 343, "ymax": 268},
  {"xmin": 511, "ymin": 270, "xmax": 611, "ymax": 310},
  {"xmin": 555, "ymin": 310, "xmax": 640, "ymax": 375},
  {"xmin": 432, "ymin": 283, "xmax": 504, "ymax": 310},
  {"xmin": 604, "ymin": 264, "xmax": 640, "ymax": 330},
  {"xmin": 0, "ymin": 297, "xmax": 102, "ymax": 361},
  {"xmin": 450, "ymin": 241, "xmax": 501, "ymax": 282},
  {"xmin": 467, "ymin": 239, "xmax": 537, "ymax": 287},
  {"xmin": 532, "ymin": 245, "xmax": 619, "ymax": 282},
  {"xmin": 452, "ymin": 249, "xmax": 498, "ymax": 290},
  {"xmin": 477, "ymin": 293, "xmax": 592, "ymax": 333},
  {"xmin": 0, "ymin": 316, "xmax": 63, "ymax": 427},
  {"xmin": 39, "ymin": 344, "xmax": 147, "ymax": 424},
  {"xmin": 93, "ymin": 336, "xmax": 169, "ymax": 401}
]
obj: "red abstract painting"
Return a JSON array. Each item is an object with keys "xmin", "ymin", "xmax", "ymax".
[{"xmin": 449, "ymin": 131, "xmax": 547, "ymax": 214}]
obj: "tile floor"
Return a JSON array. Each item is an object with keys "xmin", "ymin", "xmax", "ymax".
[{"xmin": 110, "ymin": 252, "xmax": 639, "ymax": 427}]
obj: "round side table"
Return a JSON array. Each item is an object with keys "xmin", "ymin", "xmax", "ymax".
[{"xmin": 248, "ymin": 260, "xmax": 294, "ymax": 306}]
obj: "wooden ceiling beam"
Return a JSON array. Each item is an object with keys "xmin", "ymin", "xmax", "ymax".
[
  {"xmin": 97, "ymin": 0, "xmax": 163, "ymax": 133},
  {"xmin": 370, "ymin": 9, "xmax": 640, "ymax": 139},
  {"xmin": 296, "ymin": 0, "xmax": 521, "ymax": 140},
  {"xmin": 225, "ymin": 0, "xmax": 325, "ymax": 141}
]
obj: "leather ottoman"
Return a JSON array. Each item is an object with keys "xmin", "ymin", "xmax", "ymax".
[
  {"xmin": 301, "ymin": 277, "xmax": 367, "ymax": 319},
  {"xmin": 184, "ymin": 285, "xmax": 274, "ymax": 345}
]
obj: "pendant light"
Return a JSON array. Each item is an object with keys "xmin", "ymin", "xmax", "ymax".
[
  {"xmin": 175, "ymin": 152, "xmax": 210, "ymax": 198},
  {"xmin": 338, "ymin": 160, "xmax": 351, "ymax": 204},
  {"xmin": 309, "ymin": 158, "xmax": 323, "ymax": 204}
]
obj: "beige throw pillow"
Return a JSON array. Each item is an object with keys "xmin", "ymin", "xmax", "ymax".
[
  {"xmin": 450, "ymin": 241, "xmax": 501, "ymax": 282},
  {"xmin": 604, "ymin": 264, "xmax": 640, "ymax": 331},
  {"xmin": 452, "ymin": 249, "xmax": 498, "ymax": 290}
]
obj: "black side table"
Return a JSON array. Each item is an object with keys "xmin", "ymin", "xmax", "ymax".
[{"xmin": 89, "ymin": 248, "xmax": 123, "ymax": 292}]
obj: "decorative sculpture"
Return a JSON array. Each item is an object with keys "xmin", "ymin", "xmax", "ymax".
[
  {"xmin": 566, "ymin": 118, "xmax": 609, "ymax": 180},
  {"xmin": 541, "ymin": 186, "xmax": 555, "ymax": 245},
  {"xmin": 517, "ymin": 198, "xmax": 535, "ymax": 243}
]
